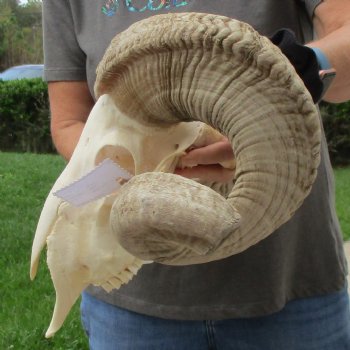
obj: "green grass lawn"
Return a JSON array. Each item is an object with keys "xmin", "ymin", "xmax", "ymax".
[
  {"xmin": 0, "ymin": 151, "xmax": 349, "ymax": 349},
  {"xmin": 0, "ymin": 152, "xmax": 88, "ymax": 350},
  {"xmin": 335, "ymin": 167, "xmax": 350, "ymax": 240}
]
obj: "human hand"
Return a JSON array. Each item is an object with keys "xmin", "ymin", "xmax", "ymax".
[
  {"xmin": 174, "ymin": 138, "xmax": 235, "ymax": 183},
  {"xmin": 269, "ymin": 29, "xmax": 325, "ymax": 103}
]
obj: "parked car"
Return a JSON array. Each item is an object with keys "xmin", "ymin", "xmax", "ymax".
[{"xmin": 0, "ymin": 64, "xmax": 44, "ymax": 81}]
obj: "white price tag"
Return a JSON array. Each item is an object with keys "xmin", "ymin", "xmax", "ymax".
[{"xmin": 53, "ymin": 158, "xmax": 133, "ymax": 207}]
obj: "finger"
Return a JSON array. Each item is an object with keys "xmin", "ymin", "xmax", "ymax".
[
  {"xmin": 179, "ymin": 140, "xmax": 234, "ymax": 168},
  {"xmin": 175, "ymin": 164, "xmax": 235, "ymax": 183}
]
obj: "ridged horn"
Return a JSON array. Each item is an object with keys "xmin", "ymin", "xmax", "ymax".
[{"xmin": 95, "ymin": 13, "xmax": 321, "ymax": 265}]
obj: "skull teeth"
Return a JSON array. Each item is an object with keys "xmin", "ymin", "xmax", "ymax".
[
  {"xmin": 101, "ymin": 262, "xmax": 143, "ymax": 292},
  {"xmin": 108, "ymin": 276, "xmax": 123, "ymax": 289},
  {"xmin": 126, "ymin": 262, "xmax": 142, "ymax": 274},
  {"xmin": 101, "ymin": 281, "xmax": 114, "ymax": 293}
]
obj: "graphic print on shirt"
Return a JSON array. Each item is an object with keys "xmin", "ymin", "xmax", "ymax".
[{"xmin": 102, "ymin": 0, "xmax": 191, "ymax": 16}]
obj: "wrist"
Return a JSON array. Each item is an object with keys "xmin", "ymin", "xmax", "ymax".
[
  {"xmin": 269, "ymin": 29, "xmax": 337, "ymax": 103},
  {"xmin": 308, "ymin": 47, "xmax": 331, "ymax": 70},
  {"xmin": 308, "ymin": 47, "xmax": 336, "ymax": 101}
]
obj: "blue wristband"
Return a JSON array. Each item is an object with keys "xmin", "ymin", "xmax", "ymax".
[{"xmin": 310, "ymin": 47, "xmax": 332, "ymax": 70}]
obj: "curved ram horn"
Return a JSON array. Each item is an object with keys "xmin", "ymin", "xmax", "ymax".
[{"xmin": 95, "ymin": 13, "xmax": 321, "ymax": 265}]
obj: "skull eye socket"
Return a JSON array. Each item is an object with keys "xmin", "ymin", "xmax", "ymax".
[{"xmin": 96, "ymin": 145, "xmax": 135, "ymax": 175}]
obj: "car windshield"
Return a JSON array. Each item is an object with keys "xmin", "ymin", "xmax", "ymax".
[{"xmin": 0, "ymin": 66, "xmax": 43, "ymax": 80}]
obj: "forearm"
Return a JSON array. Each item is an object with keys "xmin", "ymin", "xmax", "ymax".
[
  {"xmin": 48, "ymin": 81, "xmax": 94, "ymax": 161},
  {"xmin": 309, "ymin": 0, "xmax": 350, "ymax": 103},
  {"xmin": 51, "ymin": 121, "xmax": 86, "ymax": 161},
  {"xmin": 308, "ymin": 24, "xmax": 350, "ymax": 103}
]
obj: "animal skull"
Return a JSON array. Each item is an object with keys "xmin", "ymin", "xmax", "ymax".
[
  {"xmin": 30, "ymin": 93, "xmax": 234, "ymax": 337},
  {"xmin": 31, "ymin": 12, "xmax": 321, "ymax": 338}
]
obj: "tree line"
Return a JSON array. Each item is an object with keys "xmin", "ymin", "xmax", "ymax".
[{"xmin": 0, "ymin": 0, "xmax": 43, "ymax": 71}]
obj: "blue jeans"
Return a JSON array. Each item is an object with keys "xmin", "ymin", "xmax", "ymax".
[{"xmin": 81, "ymin": 287, "xmax": 350, "ymax": 350}]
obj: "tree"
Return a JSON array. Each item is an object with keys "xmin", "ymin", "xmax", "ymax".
[{"xmin": 0, "ymin": 0, "xmax": 43, "ymax": 71}]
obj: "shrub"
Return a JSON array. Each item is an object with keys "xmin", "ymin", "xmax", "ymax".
[
  {"xmin": 0, "ymin": 78, "xmax": 349, "ymax": 166},
  {"xmin": 320, "ymin": 101, "xmax": 350, "ymax": 166},
  {"xmin": 0, "ymin": 78, "xmax": 55, "ymax": 153}
]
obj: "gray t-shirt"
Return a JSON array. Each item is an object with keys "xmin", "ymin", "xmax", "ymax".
[{"xmin": 43, "ymin": 0, "xmax": 347, "ymax": 320}]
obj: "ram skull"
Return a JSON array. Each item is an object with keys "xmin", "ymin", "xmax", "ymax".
[
  {"xmin": 30, "ymin": 12, "xmax": 321, "ymax": 338},
  {"xmin": 30, "ymin": 94, "xmax": 234, "ymax": 337}
]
